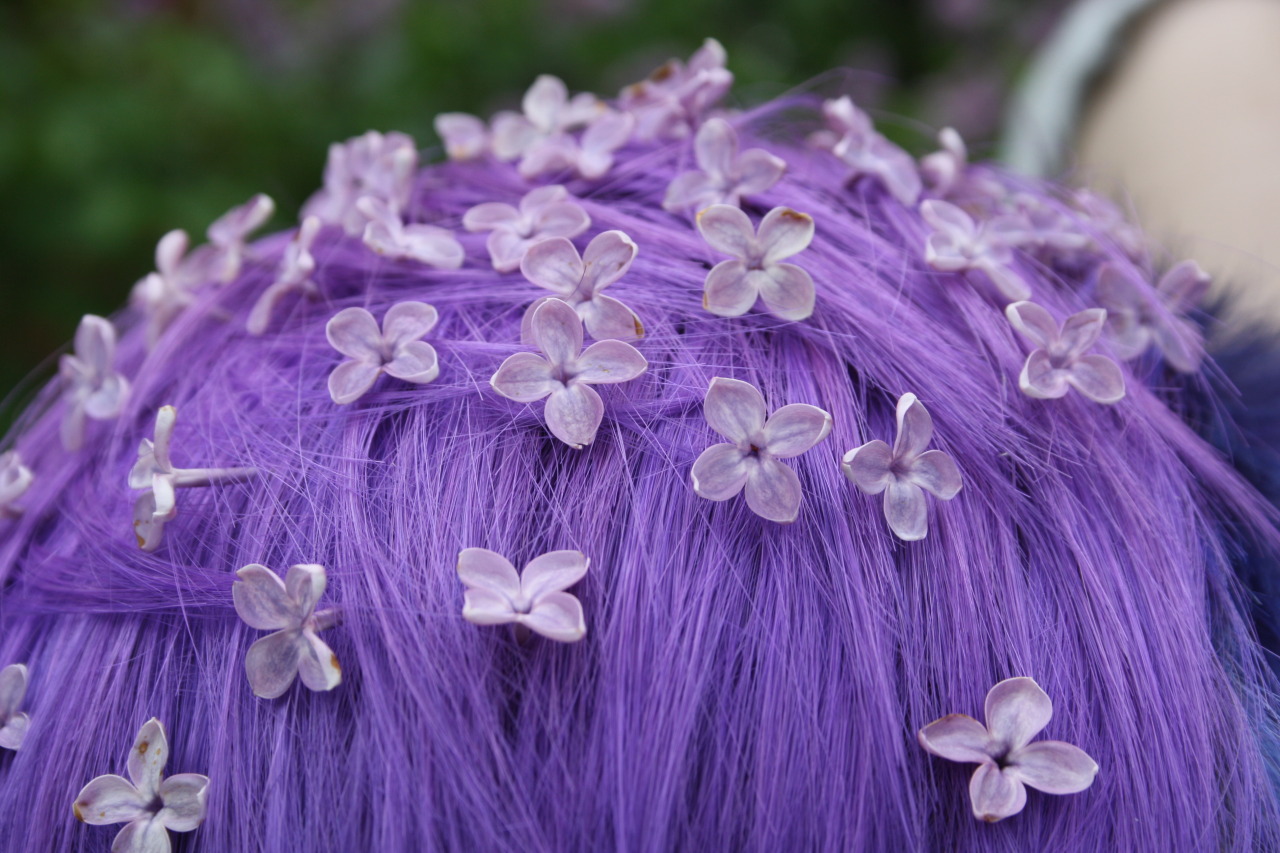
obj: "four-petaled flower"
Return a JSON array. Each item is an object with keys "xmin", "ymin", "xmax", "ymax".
[
  {"xmin": 358, "ymin": 197, "xmax": 464, "ymax": 269},
  {"xmin": 457, "ymin": 548, "xmax": 590, "ymax": 642},
  {"xmin": 325, "ymin": 302, "xmax": 442, "ymax": 405},
  {"xmin": 921, "ymin": 199, "xmax": 1031, "ymax": 302},
  {"xmin": 663, "ymin": 117, "xmax": 786, "ymax": 212},
  {"xmin": 619, "ymin": 38, "xmax": 732, "ymax": 141},
  {"xmin": 434, "ymin": 112, "xmax": 489, "ymax": 161},
  {"xmin": 809, "ymin": 96, "xmax": 922, "ymax": 206},
  {"xmin": 303, "ymin": 130, "xmax": 418, "ymax": 236},
  {"xmin": 130, "ymin": 230, "xmax": 198, "ymax": 349},
  {"xmin": 491, "ymin": 75, "xmax": 604, "ymax": 164},
  {"xmin": 233, "ymin": 563, "xmax": 342, "ymax": 699},
  {"xmin": 1006, "ymin": 302, "xmax": 1125, "ymax": 404},
  {"xmin": 0, "ymin": 451, "xmax": 34, "ymax": 520},
  {"xmin": 1096, "ymin": 261, "xmax": 1209, "ymax": 373},
  {"xmin": 690, "ymin": 377, "xmax": 832, "ymax": 523},
  {"xmin": 491, "ymin": 298, "xmax": 647, "ymax": 449},
  {"xmin": 247, "ymin": 216, "xmax": 322, "ymax": 335},
  {"xmin": 59, "ymin": 314, "xmax": 130, "ymax": 451},
  {"xmin": 520, "ymin": 230, "xmax": 644, "ymax": 341},
  {"xmin": 842, "ymin": 392, "xmax": 961, "ymax": 541},
  {"xmin": 128, "ymin": 406, "xmax": 257, "ymax": 552},
  {"xmin": 463, "ymin": 185, "xmax": 591, "ymax": 273},
  {"xmin": 695, "ymin": 205, "xmax": 816, "ymax": 321},
  {"xmin": 0, "ymin": 663, "xmax": 29, "ymax": 751},
  {"xmin": 187, "ymin": 193, "xmax": 275, "ymax": 285},
  {"xmin": 917, "ymin": 677, "xmax": 1099, "ymax": 822},
  {"xmin": 73, "ymin": 718, "xmax": 210, "ymax": 852},
  {"xmin": 517, "ymin": 109, "xmax": 635, "ymax": 180},
  {"xmin": 920, "ymin": 127, "xmax": 967, "ymax": 198},
  {"xmin": 1073, "ymin": 189, "xmax": 1146, "ymax": 260}
]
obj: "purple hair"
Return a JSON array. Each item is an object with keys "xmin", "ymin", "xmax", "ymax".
[{"xmin": 1, "ymin": 61, "xmax": 1279, "ymax": 851}]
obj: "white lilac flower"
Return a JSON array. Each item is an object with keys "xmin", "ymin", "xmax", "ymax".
[
  {"xmin": 695, "ymin": 205, "xmax": 816, "ymax": 321},
  {"xmin": 690, "ymin": 377, "xmax": 832, "ymax": 524},
  {"xmin": 809, "ymin": 96, "xmax": 922, "ymax": 206},
  {"xmin": 233, "ymin": 563, "xmax": 341, "ymax": 699},
  {"xmin": 0, "ymin": 663, "xmax": 29, "ymax": 751},
  {"xmin": 491, "ymin": 75, "xmax": 604, "ymax": 163},
  {"xmin": 1096, "ymin": 260, "xmax": 1209, "ymax": 373},
  {"xmin": 490, "ymin": 298, "xmax": 647, "ymax": 449},
  {"xmin": 59, "ymin": 315, "xmax": 130, "ymax": 452},
  {"xmin": 520, "ymin": 230, "xmax": 643, "ymax": 342},
  {"xmin": 73, "ymin": 718, "xmax": 210, "ymax": 852},
  {"xmin": 187, "ymin": 193, "xmax": 275, "ymax": 285},
  {"xmin": 246, "ymin": 216, "xmax": 322, "ymax": 335},
  {"xmin": 457, "ymin": 548, "xmax": 589, "ymax": 642},
  {"xmin": 130, "ymin": 230, "xmax": 199, "ymax": 349},
  {"xmin": 842, "ymin": 392, "xmax": 961, "ymax": 541},
  {"xmin": 358, "ymin": 197, "xmax": 464, "ymax": 269},
  {"xmin": 517, "ymin": 110, "xmax": 635, "ymax": 180},
  {"xmin": 325, "ymin": 301, "xmax": 441, "ymax": 405},
  {"xmin": 463, "ymin": 185, "xmax": 591, "ymax": 273},
  {"xmin": 302, "ymin": 130, "xmax": 418, "ymax": 236},
  {"xmin": 662, "ymin": 117, "xmax": 786, "ymax": 213},
  {"xmin": 434, "ymin": 112, "xmax": 490, "ymax": 161},
  {"xmin": 921, "ymin": 199, "xmax": 1032, "ymax": 302},
  {"xmin": 918, "ymin": 677, "xmax": 1099, "ymax": 822},
  {"xmin": 1006, "ymin": 302, "xmax": 1125, "ymax": 404},
  {"xmin": 128, "ymin": 406, "xmax": 257, "ymax": 552},
  {"xmin": 920, "ymin": 127, "xmax": 967, "ymax": 198},
  {"xmin": 619, "ymin": 38, "xmax": 733, "ymax": 141},
  {"xmin": 0, "ymin": 451, "xmax": 34, "ymax": 520}
]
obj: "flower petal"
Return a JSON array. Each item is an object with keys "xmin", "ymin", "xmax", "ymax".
[
  {"xmin": 841, "ymin": 440, "xmax": 893, "ymax": 495},
  {"xmin": 969, "ymin": 763, "xmax": 1028, "ymax": 822},
  {"xmin": 435, "ymin": 112, "xmax": 489, "ymax": 160},
  {"xmin": 85, "ymin": 374, "xmax": 130, "ymax": 420},
  {"xmin": 109, "ymin": 818, "xmax": 171, "ymax": 853},
  {"xmin": 529, "ymin": 298, "xmax": 585, "ymax": 366},
  {"xmin": 694, "ymin": 117, "xmax": 737, "ymax": 178},
  {"xmin": 462, "ymin": 588, "xmax": 518, "ymax": 626},
  {"xmin": 384, "ymin": 340, "xmax": 440, "ymax": 384},
  {"xmin": 523, "ymin": 74, "xmax": 568, "ymax": 130},
  {"xmin": 758, "ymin": 207, "xmax": 814, "ymax": 264},
  {"xmin": 75, "ymin": 315, "xmax": 116, "ymax": 371},
  {"xmin": 696, "ymin": 204, "xmax": 755, "ymax": 258},
  {"xmin": 978, "ymin": 258, "xmax": 1030, "ymax": 302},
  {"xmin": 703, "ymin": 377, "xmax": 767, "ymax": 444},
  {"xmin": 73, "ymin": 775, "xmax": 148, "ymax": 825},
  {"xmin": 62, "ymin": 399, "xmax": 87, "ymax": 452},
  {"xmin": 132, "ymin": 492, "xmax": 165, "ymax": 553},
  {"xmin": 1159, "ymin": 260, "xmax": 1210, "ymax": 312},
  {"xmin": 487, "ymin": 229, "xmax": 531, "ymax": 273},
  {"xmin": 757, "ymin": 263, "xmax": 816, "ymax": 321},
  {"xmin": 208, "ymin": 193, "xmax": 273, "ymax": 246},
  {"xmin": 1057, "ymin": 308, "xmax": 1106, "ymax": 360},
  {"xmin": 244, "ymin": 630, "xmax": 304, "ymax": 699},
  {"xmin": 581, "ymin": 231, "xmax": 637, "ymax": 294},
  {"xmin": 884, "ymin": 479, "xmax": 928, "ymax": 541},
  {"xmin": 984, "ymin": 677, "xmax": 1053, "ymax": 752},
  {"xmin": 1067, "ymin": 354, "xmax": 1126, "ymax": 404},
  {"xmin": 233, "ymin": 564, "xmax": 298, "ymax": 631},
  {"xmin": 284, "ymin": 564, "xmax": 326, "ymax": 618},
  {"xmin": 575, "ymin": 339, "xmax": 647, "ymax": 384},
  {"xmin": 127, "ymin": 718, "xmax": 168, "ymax": 799},
  {"xmin": 920, "ymin": 199, "xmax": 974, "ymax": 239},
  {"xmin": 457, "ymin": 548, "xmax": 521, "ymax": 599},
  {"xmin": 156, "ymin": 773, "xmax": 209, "ymax": 832},
  {"xmin": 1009, "ymin": 740, "xmax": 1098, "ymax": 795},
  {"xmin": 1151, "ymin": 318, "xmax": 1204, "ymax": 373},
  {"xmin": 917, "ymin": 713, "xmax": 993, "ymax": 763},
  {"xmin": 579, "ymin": 294, "xmax": 644, "ymax": 341},
  {"xmin": 490, "ymin": 352, "xmax": 557, "ymax": 402},
  {"xmin": 0, "ymin": 664, "xmax": 25, "ymax": 720},
  {"xmin": 150, "ymin": 475, "xmax": 176, "ymax": 523},
  {"xmin": 734, "ymin": 148, "xmax": 786, "ymax": 197},
  {"xmin": 378, "ymin": 302, "xmax": 437, "ymax": 349},
  {"xmin": 1005, "ymin": 301, "xmax": 1059, "ymax": 351},
  {"xmin": 520, "ymin": 591, "xmax": 587, "ymax": 642},
  {"xmin": 535, "ymin": 201, "xmax": 591, "ymax": 239},
  {"xmin": 744, "ymin": 457, "xmax": 803, "ymax": 523},
  {"xmin": 762, "ymin": 404, "xmax": 832, "ymax": 458},
  {"xmin": 909, "ymin": 449, "xmax": 962, "ymax": 499},
  {"xmin": 545, "ymin": 382, "xmax": 605, "ymax": 448},
  {"xmin": 296, "ymin": 631, "xmax": 342, "ymax": 693},
  {"xmin": 893, "ymin": 393, "xmax": 934, "ymax": 460},
  {"xmin": 691, "ymin": 443, "xmax": 750, "ymax": 501},
  {"xmin": 1019, "ymin": 350, "xmax": 1069, "ymax": 399},
  {"xmin": 490, "ymin": 112, "xmax": 538, "ymax": 161},
  {"xmin": 663, "ymin": 171, "xmax": 717, "ymax": 212},
  {"xmin": 399, "ymin": 225, "xmax": 464, "ymax": 269},
  {"xmin": 703, "ymin": 260, "xmax": 756, "ymax": 317},
  {"xmin": 0, "ymin": 712, "xmax": 29, "ymax": 751},
  {"xmin": 521, "ymin": 550, "xmax": 590, "ymax": 601},
  {"xmin": 325, "ymin": 307, "xmax": 382, "ymax": 361},
  {"xmin": 521, "ymin": 184, "xmax": 568, "ymax": 210},
  {"xmin": 328, "ymin": 360, "xmax": 382, "ymax": 405},
  {"xmin": 521, "ymin": 236, "xmax": 583, "ymax": 297},
  {"xmin": 463, "ymin": 202, "xmax": 520, "ymax": 232}
]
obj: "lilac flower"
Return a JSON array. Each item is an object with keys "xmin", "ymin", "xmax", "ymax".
[
  {"xmin": 810, "ymin": 96, "xmax": 922, "ymax": 205},
  {"xmin": 130, "ymin": 230, "xmax": 198, "ymax": 348},
  {"xmin": 619, "ymin": 38, "xmax": 733, "ymax": 141},
  {"xmin": 918, "ymin": 677, "xmax": 1099, "ymax": 822},
  {"xmin": 690, "ymin": 377, "xmax": 832, "ymax": 523},
  {"xmin": 128, "ymin": 406, "xmax": 257, "ymax": 552},
  {"xmin": 520, "ymin": 230, "xmax": 643, "ymax": 341},
  {"xmin": 0, "ymin": 451, "xmax": 33, "ymax": 520},
  {"xmin": 1096, "ymin": 261, "xmax": 1209, "ymax": 373},
  {"xmin": 246, "ymin": 216, "xmax": 322, "ymax": 335},
  {"xmin": 434, "ymin": 112, "xmax": 489, "ymax": 161},
  {"xmin": 233, "ymin": 563, "xmax": 341, "ymax": 699},
  {"xmin": 1006, "ymin": 302, "xmax": 1125, "ymax": 404},
  {"xmin": 59, "ymin": 315, "xmax": 130, "ymax": 452},
  {"xmin": 73, "ymin": 718, "xmax": 210, "ymax": 852},
  {"xmin": 1008, "ymin": 193, "xmax": 1091, "ymax": 256},
  {"xmin": 358, "ymin": 197, "xmax": 464, "ymax": 269},
  {"xmin": 695, "ymin": 205, "xmax": 816, "ymax": 321},
  {"xmin": 842, "ymin": 392, "xmax": 961, "ymax": 541},
  {"xmin": 457, "ymin": 548, "xmax": 589, "ymax": 642},
  {"xmin": 325, "ymin": 302, "xmax": 441, "ymax": 405},
  {"xmin": 920, "ymin": 127, "xmax": 967, "ymax": 198},
  {"xmin": 0, "ymin": 663, "xmax": 29, "ymax": 751},
  {"xmin": 490, "ymin": 298, "xmax": 647, "ymax": 449},
  {"xmin": 463, "ymin": 185, "xmax": 591, "ymax": 273},
  {"xmin": 302, "ymin": 130, "xmax": 418, "ymax": 236},
  {"xmin": 491, "ymin": 75, "xmax": 604, "ymax": 163},
  {"xmin": 517, "ymin": 110, "xmax": 635, "ymax": 180},
  {"xmin": 921, "ymin": 199, "xmax": 1031, "ymax": 301},
  {"xmin": 663, "ymin": 117, "xmax": 786, "ymax": 212},
  {"xmin": 187, "ymin": 193, "xmax": 275, "ymax": 285},
  {"xmin": 1073, "ymin": 189, "xmax": 1146, "ymax": 260}
]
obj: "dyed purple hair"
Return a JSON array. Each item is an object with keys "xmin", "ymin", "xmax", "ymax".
[{"xmin": 2, "ymin": 57, "xmax": 1279, "ymax": 851}]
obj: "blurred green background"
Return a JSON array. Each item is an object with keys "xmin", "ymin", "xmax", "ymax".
[{"xmin": 0, "ymin": 0, "xmax": 1066, "ymax": 421}]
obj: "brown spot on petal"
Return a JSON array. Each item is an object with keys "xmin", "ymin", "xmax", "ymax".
[
  {"xmin": 633, "ymin": 317, "xmax": 645, "ymax": 338},
  {"xmin": 138, "ymin": 740, "xmax": 149, "ymax": 755},
  {"xmin": 702, "ymin": 293, "xmax": 711, "ymax": 310},
  {"xmin": 779, "ymin": 209, "xmax": 811, "ymax": 225},
  {"xmin": 650, "ymin": 62, "xmax": 676, "ymax": 83},
  {"xmin": 73, "ymin": 803, "xmax": 84, "ymax": 822},
  {"xmin": 330, "ymin": 654, "xmax": 341, "ymax": 672}
]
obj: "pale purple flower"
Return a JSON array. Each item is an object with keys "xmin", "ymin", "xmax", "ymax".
[
  {"xmin": 463, "ymin": 185, "xmax": 591, "ymax": 273},
  {"xmin": 842, "ymin": 392, "xmax": 961, "ymax": 541},
  {"xmin": 325, "ymin": 302, "xmax": 441, "ymax": 405},
  {"xmin": 233, "ymin": 563, "xmax": 341, "ymax": 699},
  {"xmin": 695, "ymin": 205, "xmax": 816, "ymax": 321},
  {"xmin": 920, "ymin": 127, "xmax": 967, "ymax": 198},
  {"xmin": 1096, "ymin": 261, "xmax": 1209, "ymax": 373},
  {"xmin": 59, "ymin": 315, "xmax": 130, "ymax": 452},
  {"xmin": 619, "ymin": 38, "xmax": 733, "ymax": 141},
  {"xmin": 186, "ymin": 193, "xmax": 275, "ymax": 285},
  {"xmin": 72, "ymin": 718, "xmax": 210, "ymax": 852},
  {"xmin": 517, "ymin": 109, "xmax": 635, "ymax": 180},
  {"xmin": 0, "ymin": 663, "xmax": 29, "ymax": 751},
  {"xmin": 457, "ymin": 548, "xmax": 589, "ymax": 642},
  {"xmin": 918, "ymin": 677, "xmax": 1099, "ymax": 822},
  {"xmin": 809, "ymin": 96, "xmax": 922, "ymax": 205},
  {"xmin": 246, "ymin": 216, "xmax": 322, "ymax": 335},
  {"xmin": 491, "ymin": 75, "xmax": 604, "ymax": 163},
  {"xmin": 130, "ymin": 230, "xmax": 198, "ymax": 348},
  {"xmin": 302, "ymin": 130, "xmax": 418, "ymax": 236},
  {"xmin": 490, "ymin": 298, "xmax": 647, "ymax": 449},
  {"xmin": 0, "ymin": 451, "xmax": 34, "ymax": 520},
  {"xmin": 690, "ymin": 377, "xmax": 832, "ymax": 523},
  {"xmin": 128, "ymin": 406, "xmax": 257, "ymax": 552},
  {"xmin": 921, "ymin": 199, "xmax": 1031, "ymax": 302},
  {"xmin": 1008, "ymin": 193, "xmax": 1092, "ymax": 256},
  {"xmin": 358, "ymin": 197, "xmax": 464, "ymax": 269},
  {"xmin": 520, "ymin": 230, "xmax": 643, "ymax": 342},
  {"xmin": 1006, "ymin": 302, "xmax": 1125, "ymax": 404},
  {"xmin": 1073, "ymin": 189, "xmax": 1146, "ymax": 260},
  {"xmin": 434, "ymin": 112, "xmax": 490, "ymax": 161},
  {"xmin": 663, "ymin": 117, "xmax": 786, "ymax": 212}
]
